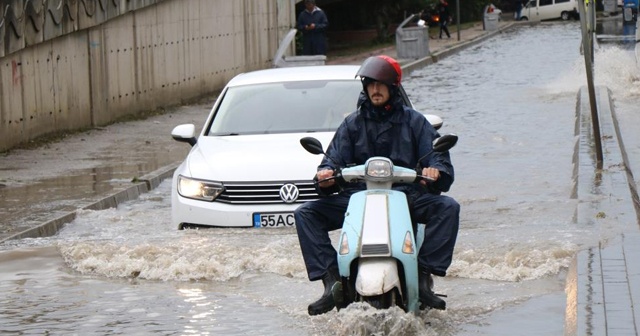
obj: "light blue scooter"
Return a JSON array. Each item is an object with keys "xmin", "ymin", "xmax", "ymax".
[{"xmin": 300, "ymin": 132, "xmax": 457, "ymax": 314}]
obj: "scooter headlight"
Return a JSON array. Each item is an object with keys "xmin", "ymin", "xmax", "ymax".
[
  {"xmin": 365, "ymin": 158, "xmax": 392, "ymax": 179},
  {"xmin": 177, "ymin": 175, "xmax": 224, "ymax": 201}
]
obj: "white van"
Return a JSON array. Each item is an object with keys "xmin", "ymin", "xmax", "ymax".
[{"xmin": 518, "ymin": 0, "xmax": 579, "ymax": 21}]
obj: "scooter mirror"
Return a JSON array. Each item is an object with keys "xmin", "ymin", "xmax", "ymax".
[
  {"xmin": 433, "ymin": 134, "xmax": 458, "ymax": 152},
  {"xmin": 300, "ymin": 137, "xmax": 325, "ymax": 155}
]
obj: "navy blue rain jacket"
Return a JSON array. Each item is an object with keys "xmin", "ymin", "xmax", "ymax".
[
  {"xmin": 296, "ymin": 7, "xmax": 329, "ymax": 55},
  {"xmin": 318, "ymin": 95, "xmax": 455, "ymax": 196}
]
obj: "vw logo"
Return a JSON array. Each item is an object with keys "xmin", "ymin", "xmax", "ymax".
[{"xmin": 279, "ymin": 184, "xmax": 299, "ymax": 203}]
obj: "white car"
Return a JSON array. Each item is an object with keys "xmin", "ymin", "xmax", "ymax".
[
  {"xmin": 519, "ymin": 0, "xmax": 579, "ymax": 21},
  {"xmin": 170, "ymin": 65, "xmax": 438, "ymax": 230}
]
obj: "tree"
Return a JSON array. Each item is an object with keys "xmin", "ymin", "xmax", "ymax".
[
  {"xmin": 320, "ymin": 0, "xmax": 493, "ymax": 44},
  {"xmin": 367, "ymin": 0, "xmax": 427, "ymax": 42}
]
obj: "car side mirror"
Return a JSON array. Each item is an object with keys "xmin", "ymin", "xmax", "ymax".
[
  {"xmin": 171, "ymin": 124, "xmax": 197, "ymax": 147},
  {"xmin": 424, "ymin": 114, "xmax": 443, "ymax": 130}
]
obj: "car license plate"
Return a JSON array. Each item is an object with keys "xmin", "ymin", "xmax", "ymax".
[{"xmin": 253, "ymin": 212, "xmax": 296, "ymax": 228}]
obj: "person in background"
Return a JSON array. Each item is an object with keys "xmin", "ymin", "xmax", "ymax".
[
  {"xmin": 515, "ymin": 0, "xmax": 524, "ymax": 20},
  {"xmin": 296, "ymin": 0, "xmax": 329, "ymax": 56},
  {"xmin": 294, "ymin": 55, "xmax": 460, "ymax": 316},
  {"xmin": 439, "ymin": 0, "xmax": 452, "ymax": 39}
]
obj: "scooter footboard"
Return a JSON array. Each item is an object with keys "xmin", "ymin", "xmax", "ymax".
[{"xmin": 355, "ymin": 258, "xmax": 401, "ymax": 296}]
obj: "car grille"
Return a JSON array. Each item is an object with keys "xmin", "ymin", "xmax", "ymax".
[
  {"xmin": 216, "ymin": 180, "xmax": 319, "ymax": 204},
  {"xmin": 361, "ymin": 244, "xmax": 390, "ymax": 256}
]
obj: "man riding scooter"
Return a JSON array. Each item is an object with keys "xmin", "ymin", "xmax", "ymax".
[{"xmin": 294, "ymin": 55, "xmax": 461, "ymax": 316}]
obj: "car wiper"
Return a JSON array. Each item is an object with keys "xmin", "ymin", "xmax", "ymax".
[{"xmin": 220, "ymin": 133, "xmax": 240, "ymax": 136}]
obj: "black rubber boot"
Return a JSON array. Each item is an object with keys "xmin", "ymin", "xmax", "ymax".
[
  {"xmin": 308, "ymin": 268, "xmax": 339, "ymax": 316},
  {"xmin": 418, "ymin": 268, "xmax": 446, "ymax": 310}
]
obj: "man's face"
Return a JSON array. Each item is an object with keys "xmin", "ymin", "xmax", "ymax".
[
  {"xmin": 366, "ymin": 81, "xmax": 391, "ymax": 107},
  {"xmin": 305, "ymin": 2, "xmax": 315, "ymax": 11}
]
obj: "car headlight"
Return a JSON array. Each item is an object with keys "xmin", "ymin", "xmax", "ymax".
[
  {"xmin": 365, "ymin": 158, "xmax": 392, "ymax": 179},
  {"xmin": 177, "ymin": 175, "xmax": 224, "ymax": 201}
]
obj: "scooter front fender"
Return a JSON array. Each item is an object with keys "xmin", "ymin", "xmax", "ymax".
[{"xmin": 355, "ymin": 258, "xmax": 401, "ymax": 296}]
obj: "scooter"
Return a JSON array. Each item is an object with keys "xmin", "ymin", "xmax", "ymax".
[{"xmin": 299, "ymin": 133, "xmax": 458, "ymax": 314}]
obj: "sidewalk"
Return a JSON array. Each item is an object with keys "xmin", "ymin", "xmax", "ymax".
[
  {"xmin": 1, "ymin": 18, "xmax": 638, "ymax": 335},
  {"xmin": 567, "ymin": 86, "xmax": 640, "ymax": 335},
  {"xmin": 327, "ymin": 21, "xmax": 511, "ymax": 73}
]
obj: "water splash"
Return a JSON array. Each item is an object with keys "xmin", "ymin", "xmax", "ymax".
[
  {"xmin": 57, "ymin": 233, "xmax": 308, "ymax": 282},
  {"xmin": 594, "ymin": 46, "xmax": 640, "ymax": 98},
  {"xmin": 546, "ymin": 45, "xmax": 640, "ymax": 98},
  {"xmin": 327, "ymin": 304, "xmax": 435, "ymax": 336},
  {"xmin": 449, "ymin": 244, "xmax": 576, "ymax": 282}
]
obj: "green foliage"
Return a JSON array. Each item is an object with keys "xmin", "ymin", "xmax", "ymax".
[
  {"xmin": 460, "ymin": 0, "xmax": 496, "ymax": 21},
  {"xmin": 397, "ymin": 0, "xmax": 433, "ymax": 13},
  {"xmin": 322, "ymin": 0, "xmax": 499, "ymax": 43},
  {"xmin": 295, "ymin": 31, "xmax": 303, "ymax": 55}
]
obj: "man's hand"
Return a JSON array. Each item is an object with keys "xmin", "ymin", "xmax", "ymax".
[
  {"xmin": 420, "ymin": 167, "xmax": 440, "ymax": 185},
  {"xmin": 316, "ymin": 169, "xmax": 335, "ymax": 188}
]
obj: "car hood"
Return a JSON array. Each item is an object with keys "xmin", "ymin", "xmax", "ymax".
[{"xmin": 182, "ymin": 132, "xmax": 335, "ymax": 181}]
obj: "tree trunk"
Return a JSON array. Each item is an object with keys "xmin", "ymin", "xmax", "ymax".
[{"xmin": 373, "ymin": 0, "xmax": 391, "ymax": 42}]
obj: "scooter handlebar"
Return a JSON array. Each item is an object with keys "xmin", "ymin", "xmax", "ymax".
[
  {"xmin": 415, "ymin": 175, "xmax": 436, "ymax": 183},
  {"xmin": 315, "ymin": 168, "xmax": 346, "ymax": 186}
]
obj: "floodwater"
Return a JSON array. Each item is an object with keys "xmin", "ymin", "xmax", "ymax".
[{"xmin": 2, "ymin": 22, "xmax": 639, "ymax": 335}]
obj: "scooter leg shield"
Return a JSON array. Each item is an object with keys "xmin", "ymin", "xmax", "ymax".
[
  {"xmin": 415, "ymin": 223, "xmax": 426, "ymax": 250},
  {"xmin": 355, "ymin": 258, "xmax": 402, "ymax": 297}
]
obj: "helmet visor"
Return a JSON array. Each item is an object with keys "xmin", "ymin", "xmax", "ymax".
[{"xmin": 355, "ymin": 56, "xmax": 401, "ymax": 86}]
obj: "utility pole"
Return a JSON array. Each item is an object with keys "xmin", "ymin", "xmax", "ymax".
[
  {"xmin": 456, "ymin": 0, "xmax": 461, "ymax": 40},
  {"xmin": 577, "ymin": 0, "xmax": 604, "ymax": 169}
]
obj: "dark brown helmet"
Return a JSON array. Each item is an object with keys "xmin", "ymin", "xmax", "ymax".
[{"xmin": 355, "ymin": 55, "xmax": 402, "ymax": 86}]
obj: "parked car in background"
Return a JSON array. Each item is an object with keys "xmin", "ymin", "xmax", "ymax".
[
  {"xmin": 519, "ymin": 0, "xmax": 579, "ymax": 21},
  {"xmin": 169, "ymin": 65, "xmax": 441, "ymax": 230}
]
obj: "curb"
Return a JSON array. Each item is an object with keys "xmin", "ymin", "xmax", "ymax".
[
  {"xmin": 565, "ymin": 86, "xmax": 640, "ymax": 335},
  {"xmin": 401, "ymin": 23, "xmax": 515, "ymax": 74},
  {"xmin": 0, "ymin": 162, "xmax": 180, "ymax": 243}
]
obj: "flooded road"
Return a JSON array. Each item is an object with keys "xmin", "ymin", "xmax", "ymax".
[
  {"xmin": 0, "ymin": 104, "xmax": 209, "ymax": 240},
  {"xmin": 2, "ymin": 22, "xmax": 639, "ymax": 335}
]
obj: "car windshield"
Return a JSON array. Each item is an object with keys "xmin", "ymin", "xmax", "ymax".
[{"xmin": 207, "ymin": 80, "xmax": 363, "ymax": 135}]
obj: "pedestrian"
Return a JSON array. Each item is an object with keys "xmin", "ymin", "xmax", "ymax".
[
  {"xmin": 294, "ymin": 55, "xmax": 460, "ymax": 316},
  {"xmin": 515, "ymin": 0, "xmax": 523, "ymax": 20},
  {"xmin": 296, "ymin": 0, "xmax": 329, "ymax": 56},
  {"xmin": 439, "ymin": 0, "xmax": 452, "ymax": 39}
]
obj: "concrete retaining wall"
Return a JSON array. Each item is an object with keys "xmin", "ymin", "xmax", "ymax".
[{"xmin": 0, "ymin": 0, "xmax": 296, "ymax": 152}]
